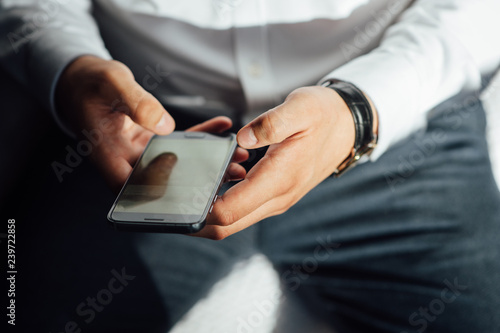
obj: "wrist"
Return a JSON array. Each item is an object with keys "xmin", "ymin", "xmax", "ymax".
[{"xmin": 321, "ymin": 79, "xmax": 379, "ymax": 176}]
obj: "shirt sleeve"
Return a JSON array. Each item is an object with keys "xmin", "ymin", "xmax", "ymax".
[
  {"xmin": 320, "ymin": 0, "xmax": 500, "ymax": 160},
  {"xmin": 0, "ymin": 0, "xmax": 112, "ymax": 136}
]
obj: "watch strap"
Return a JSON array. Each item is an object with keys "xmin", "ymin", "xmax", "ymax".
[{"xmin": 322, "ymin": 79, "xmax": 378, "ymax": 176}]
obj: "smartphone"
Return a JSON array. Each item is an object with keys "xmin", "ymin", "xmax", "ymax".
[{"xmin": 107, "ymin": 131, "xmax": 237, "ymax": 233}]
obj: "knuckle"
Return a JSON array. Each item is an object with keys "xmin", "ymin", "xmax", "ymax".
[{"xmin": 257, "ymin": 112, "xmax": 280, "ymax": 143}]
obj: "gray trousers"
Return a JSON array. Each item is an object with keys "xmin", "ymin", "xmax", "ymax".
[{"xmin": 3, "ymin": 70, "xmax": 499, "ymax": 332}]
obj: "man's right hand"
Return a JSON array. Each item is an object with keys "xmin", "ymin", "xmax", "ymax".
[
  {"xmin": 55, "ymin": 56, "xmax": 247, "ymax": 192},
  {"xmin": 55, "ymin": 55, "xmax": 176, "ymax": 192}
]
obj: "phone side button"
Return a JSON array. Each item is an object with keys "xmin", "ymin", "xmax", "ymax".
[{"xmin": 209, "ymin": 195, "xmax": 218, "ymax": 214}]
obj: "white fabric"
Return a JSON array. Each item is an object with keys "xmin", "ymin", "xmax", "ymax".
[
  {"xmin": 109, "ymin": 0, "xmax": 370, "ymax": 29},
  {"xmin": 1, "ymin": 0, "xmax": 500, "ymax": 159},
  {"xmin": 322, "ymin": 0, "xmax": 500, "ymax": 159}
]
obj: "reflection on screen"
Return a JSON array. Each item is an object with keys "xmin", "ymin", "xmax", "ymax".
[{"xmin": 114, "ymin": 137, "xmax": 232, "ymax": 216}]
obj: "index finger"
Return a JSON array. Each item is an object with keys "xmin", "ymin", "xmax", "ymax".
[{"xmin": 206, "ymin": 143, "xmax": 298, "ymax": 228}]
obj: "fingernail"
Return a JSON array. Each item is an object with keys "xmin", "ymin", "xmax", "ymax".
[
  {"xmin": 155, "ymin": 114, "xmax": 169, "ymax": 133},
  {"xmin": 239, "ymin": 127, "xmax": 257, "ymax": 147}
]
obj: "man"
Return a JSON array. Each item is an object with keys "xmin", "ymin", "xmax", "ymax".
[{"xmin": 1, "ymin": 0, "xmax": 499, "ymax": 332}]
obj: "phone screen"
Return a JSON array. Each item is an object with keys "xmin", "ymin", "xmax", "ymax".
[{"xmin": 111, "ymin": 134, "xmax": 234, "ymax": 223}]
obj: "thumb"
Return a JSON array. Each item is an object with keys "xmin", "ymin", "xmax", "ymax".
[
  {"xmin": 237, "ymin": 100, "xmax": 305, "ymax": 149},
  {"xmin": 109, "ymin": 71, "xmax": 175, "ymax": 135}
]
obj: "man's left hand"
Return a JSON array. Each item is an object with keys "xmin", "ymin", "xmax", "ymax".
[{"xmin": 194, "ymin": 86, "xmax": 362, "ymax": 239}]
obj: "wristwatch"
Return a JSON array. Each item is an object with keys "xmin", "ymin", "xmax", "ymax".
[{"xmin": 321, "ymin": 79, "xmax": 378, "ymax": 177}]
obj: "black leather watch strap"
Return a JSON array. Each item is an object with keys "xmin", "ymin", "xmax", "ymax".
[{"xmin": 322, "ymin": 79, "xmax": 378, "ymax": 176}]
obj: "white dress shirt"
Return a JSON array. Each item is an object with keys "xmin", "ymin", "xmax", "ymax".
[{"xmin": 1, "ymin": 0, "xmax": 499, "ymax": 160}]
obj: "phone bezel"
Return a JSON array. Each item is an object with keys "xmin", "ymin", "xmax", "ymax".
[{"xmin": 107, "ymin": 131, "xmax": 237, "ymax": 233}]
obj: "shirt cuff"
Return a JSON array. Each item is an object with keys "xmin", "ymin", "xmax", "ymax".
[{"xmin": 27, "ymin": 33, "xmax": 112, "ymax": 138}]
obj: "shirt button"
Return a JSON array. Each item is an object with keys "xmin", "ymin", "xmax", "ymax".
[{"xmin": 248, "ymin": 63, "xmax": 263, "ymax": 78}]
